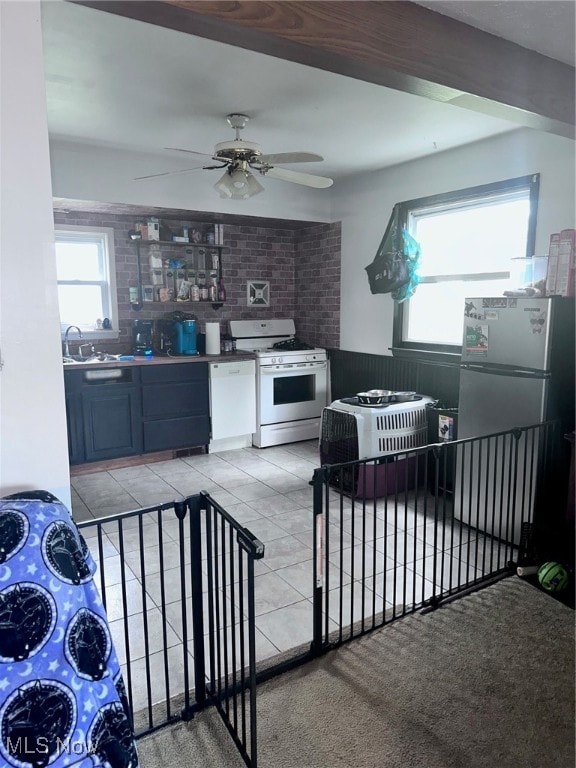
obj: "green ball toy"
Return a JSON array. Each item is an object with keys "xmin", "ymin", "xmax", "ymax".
[{"xmin": 538, "ymin": 561, "xmax": 570, "ymax": 593}]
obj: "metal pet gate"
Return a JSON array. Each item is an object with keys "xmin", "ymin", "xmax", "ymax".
[
  {"xmin": 78, "ymin": 491, "xmax": 264, "ymax": 768},
  {"xmin": 310, "ymin": 420, "xmax": 561, "ymax": 649},
  {"xmin": 78, "ymin": 420, "xmax": 563, "ymax": 767}
]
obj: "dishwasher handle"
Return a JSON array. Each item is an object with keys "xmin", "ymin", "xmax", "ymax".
[{"xmin": 209, "ymin": 360, "xmax": 256, "ymax": 378}]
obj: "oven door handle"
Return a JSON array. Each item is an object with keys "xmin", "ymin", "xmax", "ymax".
[{"xmin": 260, "ymin": 362, "xmax": 327, "ymax": 375}]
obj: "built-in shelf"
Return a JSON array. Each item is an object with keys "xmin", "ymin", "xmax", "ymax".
[
  {"xmin": 142, "ymin": 300, "xmax": 224, "ymax": 310},
  {"xmin": 132, "ymin": 227, "xmax": 226, "ymax": 307},
  {"xmin": 137, "ymin": 240, "xmax": 226, "ymax": 248}
]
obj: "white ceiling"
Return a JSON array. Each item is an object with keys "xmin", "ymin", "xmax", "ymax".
[
  {"xmin": 414, "ymin": 1, "xmax": 575, "ymax": 65},
  {"xmin": 41, "ymin": 1, "xmax": 574, "ymax": 185}
]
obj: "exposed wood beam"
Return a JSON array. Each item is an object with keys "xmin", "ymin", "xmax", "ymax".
[{"xmin": 74, "ymin": 0, "xmax": 575, "ymax": 138}]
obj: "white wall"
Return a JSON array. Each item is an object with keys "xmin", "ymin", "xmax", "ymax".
[
  {"xmin": 50, "ymin": 139, "xmax": 333, "ymax": 222},
  {"xmin": 0, "ymin": 2, "xmax": 71, "ymax": 507},
  {"xmin": 333, "ymin": 128, "xmax": 576, "ymax": 355}
]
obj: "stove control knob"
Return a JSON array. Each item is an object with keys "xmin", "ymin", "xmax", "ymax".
[
  {"xmin": 270, "ymin": 357, "xmax": 276, "ymax": 364},
  {"xmin": 278, "ymin": 356, "xmax": 283, "ymax": 363}
]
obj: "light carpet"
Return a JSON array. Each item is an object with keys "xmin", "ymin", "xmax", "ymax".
[{"xmin": 138, "ymin": 577, "xmax": 575, "ymax": 768}]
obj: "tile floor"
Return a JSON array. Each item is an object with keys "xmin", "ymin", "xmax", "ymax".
[{"xmin": 71, "ymin": 439, "xmax": 510, "ymax": 717}]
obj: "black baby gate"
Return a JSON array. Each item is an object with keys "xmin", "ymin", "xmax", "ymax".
[
  {"xmin": 310, "ymin": 420, "xmax": 562, "ymax": 650},
  {"xmin": 76, "ymin": 421, "xmax": 563, "ymax": 768},
  {"xmin": 78, "ymin": 491, "xmax": 264, "ymax": 768}
]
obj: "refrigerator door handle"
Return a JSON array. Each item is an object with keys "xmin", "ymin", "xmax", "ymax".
[{"xmin": 460, "ymin": 363, "xmax": 551, "ymax": 379}]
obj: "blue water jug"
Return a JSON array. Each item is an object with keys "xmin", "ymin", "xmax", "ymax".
[{"xmin": 174, "ymin": 319, "xmax": 198, "ymax": 355}]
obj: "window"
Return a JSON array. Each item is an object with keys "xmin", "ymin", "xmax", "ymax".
[
  {"xmin": 55, "ymin": 226, "xmax": 118, "ymax": 338},
  {"xmin": 393, "ymin": 174, "xmax": 539, "ymax": 357}
]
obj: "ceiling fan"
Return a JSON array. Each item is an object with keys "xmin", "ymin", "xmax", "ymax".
[{"xmin": 135, "ymin": 113, "xmax": 334, "ymax": 199}]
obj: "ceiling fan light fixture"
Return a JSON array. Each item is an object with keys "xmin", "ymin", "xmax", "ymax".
[
  {"xmin": 214, "ymin": 167, "xmax": 264, "ymax": 200},
  {"xmin": 140, "ymin": 114, "xmax": 331, "ymax": 193}
]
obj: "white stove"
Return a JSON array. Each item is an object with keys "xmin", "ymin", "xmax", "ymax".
[
  {"xmin": 229, "ymin": 319, "xmax": 328, "ymax": 448},
  {"xmin": 230, "ymin": 319, "xmax": 325, "ymax": 359}
]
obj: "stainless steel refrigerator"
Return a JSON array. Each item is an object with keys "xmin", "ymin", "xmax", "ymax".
[{"xmin": 454, "ymin": 296, "xmax": 574, "ymax": 543}]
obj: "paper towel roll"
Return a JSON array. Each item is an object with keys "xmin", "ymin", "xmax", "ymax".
[{"xmin": 205, "ymin": 322, "xmax": 221, "ymax": 355}]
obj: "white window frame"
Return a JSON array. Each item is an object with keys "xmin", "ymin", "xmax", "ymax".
[
  {"xmin": 55, "ymin": 225, "xmax": 119, "ymax": 341},
  {"xmin": 392, "ymin": 174, "xmax": 539, "ymax": 359}
]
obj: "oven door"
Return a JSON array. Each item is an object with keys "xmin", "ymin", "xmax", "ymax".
[{"xmin": 258, "ymin": 361, "xmax": 328, "ymax": 424}]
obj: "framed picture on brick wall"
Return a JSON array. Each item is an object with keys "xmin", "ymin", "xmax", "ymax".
[{"xmin": 247, "ymin": 281, "xmax": 270, "ymax": 307}]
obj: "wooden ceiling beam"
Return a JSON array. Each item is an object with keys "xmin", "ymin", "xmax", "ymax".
[{"xmin": 74, "ymin": 0, "xmax": 575, "ymax": 138}]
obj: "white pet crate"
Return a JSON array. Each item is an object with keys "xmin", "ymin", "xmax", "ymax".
[{"xmin": 320, "ymin": 396, "xmax": 435, "ymax": 498}]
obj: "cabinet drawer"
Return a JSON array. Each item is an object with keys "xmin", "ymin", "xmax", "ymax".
[
  {"xmin": 140, "ymin": 362, "xmax": 208, "ymax": 385},
  {"xmin": 82, "ymin": 367, "xmax": 139, "ymax": 385},
  {"xmin": 142, "ymin": 380, "xmax": 209, "ymax": 418},
  {"xmin": 143, "ymin": 415, "xmax": 210, "ymax": 453}
]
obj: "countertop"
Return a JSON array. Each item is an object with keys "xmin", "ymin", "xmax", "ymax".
[{"xmin": 63, "ymin": 352, "xmax": 257, "ymax": 370}]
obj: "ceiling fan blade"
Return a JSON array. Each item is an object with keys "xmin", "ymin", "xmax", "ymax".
[
  {"xmin": 164, "ymin": 147, "xmax": 213, "ymax": 158},
  {"xmin": 264, "ymin": 166, "xmax": 333, "ymax": 189},
  {"xmin": 134, "ymin": 166, "xmax": 205, "ymax": 181},
  {"xmin": 257, "ymin": 152, "xmax": 323, "ymax": 165}
]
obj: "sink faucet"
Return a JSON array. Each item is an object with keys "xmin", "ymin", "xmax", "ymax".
[{"xmin": 64, "ymin": 325, "xmax": 82, "ymax": 357}]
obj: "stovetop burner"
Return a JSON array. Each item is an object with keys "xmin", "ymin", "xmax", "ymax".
[{"xmin": 272, "ymin": 337, "xmax": 314, "ymax": 351}]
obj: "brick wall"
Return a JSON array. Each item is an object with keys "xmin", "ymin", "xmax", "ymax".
[
  {"xmin": 54, "ymin": 210, "xmax": 340, "ymax": 353},
  {"xmin": 295, "ymin": 222, "xmax": 341, "ymax": 349}
]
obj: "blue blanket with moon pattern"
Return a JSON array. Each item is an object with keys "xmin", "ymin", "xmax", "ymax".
[{"xmin": 0, "ymin": 491, "xmax": 138, "ymax": 768}]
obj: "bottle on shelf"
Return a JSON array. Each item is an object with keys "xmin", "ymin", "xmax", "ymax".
[
  {"xmin": 218, "ymin": 279, "xmax": 227, "ymax": 303},
  {"xmin": 147, "ymin": 217, "xmax": 160, "ymax": 241},
  {"xmin": 197, "ymin": 270, "xmax": 207, "ymax": 301},
  {"xmin": 149, "ymin": 245, "xmax": 162, "ymax": 269}
]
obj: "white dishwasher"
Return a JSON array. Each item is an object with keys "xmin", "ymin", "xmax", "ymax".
[{"xmin": 209, "ymin": 359, "xmax": 256, "ymax": 450}]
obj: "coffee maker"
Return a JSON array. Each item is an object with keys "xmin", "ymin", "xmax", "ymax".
[
  {"xmin": 132, "ymin": 319, "xmax": 154, "ymax": 356},
  {"xmin": 173, "ymin": 319, "xmax": 198, "ymax": 355}
]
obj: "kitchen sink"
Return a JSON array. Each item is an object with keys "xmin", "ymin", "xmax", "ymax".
[{"xmin": 62, "ymin": 354, "xmax": 121, "ymax": 365}]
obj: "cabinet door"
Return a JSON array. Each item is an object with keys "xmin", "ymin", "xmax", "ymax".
[
  {"xmin": 65, "ymin": 392, "xmax": 85, "ymax": 465},
  {"xmin": 82, "ymin": 385, "xmax": 142, "ymax": 462},
  {"xmin": 64, "ymin": 371, "xmax": 85, "ymax": 465}
]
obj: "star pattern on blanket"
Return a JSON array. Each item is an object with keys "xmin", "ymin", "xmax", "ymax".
[{"xmin": 0, "ymin": 493, "xmax": 138, "ymax": 768}]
